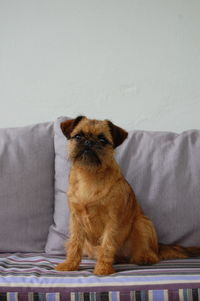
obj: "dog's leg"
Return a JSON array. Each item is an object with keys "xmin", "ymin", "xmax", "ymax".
[
  {"xmin": 130, "ymin": 215, "xmax": 159, "ymax": 265},
  {"xmin": 55, "ymin": 214, "xmax": 85, "ymax": 271},
  {"xmin": 94, "ymin": 225, "xmax": 118, "ymax": 275}
]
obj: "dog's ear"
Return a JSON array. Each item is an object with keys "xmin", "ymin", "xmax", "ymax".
[
  {"xmin": 61, "ymin": 116, "xmax": 85, "ymax": 139},
  {"xmin": 107, "ymin": 120, "xmax": 128, "ymax": 148}
]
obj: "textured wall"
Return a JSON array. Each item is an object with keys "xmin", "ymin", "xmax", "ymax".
[{"xmin": 0, "ymin": 0, "xmax": 200, "ymax": 131}]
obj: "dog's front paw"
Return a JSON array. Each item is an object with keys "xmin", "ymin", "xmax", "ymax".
[
  {"xmin": 94, "ymin": 263, "xmax": 115, "ymax": 275},
  {"xmin": 55, "ymin": 261, "xmax": 78, "ymax": 272}
]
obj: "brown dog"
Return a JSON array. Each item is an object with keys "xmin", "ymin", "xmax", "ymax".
[{"xmin": 55, "ymin": 116, "xmax": 200, "ymax": 275}]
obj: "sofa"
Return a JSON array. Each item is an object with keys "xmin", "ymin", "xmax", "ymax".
[{"xmin": 0, "ymin": 116, "xmax": 200, "ymax": 301}]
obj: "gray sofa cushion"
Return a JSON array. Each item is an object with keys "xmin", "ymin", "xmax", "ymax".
[
  {"xmin": 46, "ymin": 117, "xmax": 200, "ymax": 254},
  {"xmin": 0, "ymin": 122, "xmax": 54, "ymax": 252},
  {"xmin": 116, "ymin": 130, "xmax": 200, "ymax": 247},
  {"xmin": 45, "ymin": 117, "xmax": 70, "ymax": 254}
]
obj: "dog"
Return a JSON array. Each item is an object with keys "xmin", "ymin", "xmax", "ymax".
[{"xmin": 55, "ymin": 116, "xmax": 200, "ymax": 275}]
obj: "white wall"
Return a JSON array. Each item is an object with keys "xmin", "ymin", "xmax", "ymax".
[{"xmin": 0, "ymin": 0, "xmax": 200, "ymax": 132}]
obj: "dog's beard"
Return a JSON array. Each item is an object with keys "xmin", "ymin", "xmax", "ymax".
[{"xmin": 72, "ymin": 147, "xmax": 102, "ymax": 166}]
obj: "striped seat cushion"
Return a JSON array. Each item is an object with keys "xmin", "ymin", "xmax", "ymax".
[{"xmin": 0, "ymin": 253, "xmax": 200, "ymax": 300}]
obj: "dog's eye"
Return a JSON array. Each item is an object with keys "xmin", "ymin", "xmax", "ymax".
[
  {"xmin": 74, "ymin": 134, "xmax": 82, "ymax": 140},
  {"xmin": 98, "ymin": 135, "xmax": 108, "ymax": 144}
]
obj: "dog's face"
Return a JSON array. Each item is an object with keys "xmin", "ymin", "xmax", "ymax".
[{"xmin": 61, "ymin": 116, "xmax": 128, "ymax": 169}]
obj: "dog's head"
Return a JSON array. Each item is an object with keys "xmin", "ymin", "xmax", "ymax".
[{"xmin": 61, "ymin": 116, "xmax": 128, "ymax": 169}]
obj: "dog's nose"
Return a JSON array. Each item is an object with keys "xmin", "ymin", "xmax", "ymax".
[{"xmin": 84, "ymin": 140, "xmax": 94, "ymax": 147}]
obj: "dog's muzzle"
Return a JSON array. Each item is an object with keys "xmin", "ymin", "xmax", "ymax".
[
  {"xmin": 75, "ymin": 141, "xmax": 101, "ymax": 165},
  {"xmin": 84, "ymin": 140, "xmax": 95, "ymax": 148}
]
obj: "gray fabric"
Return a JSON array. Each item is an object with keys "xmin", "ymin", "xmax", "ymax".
[
  {"xmin": 46, "ymin": 117, "xmax": 200, "ymax": 254},
  {"xmin": 0, "ymin": 122, "xmax": 54, "ymax": 252},
  {"xmin": 116, "ymin": 130, "xmax": 200, "ymax": 247},
  {"xmin": 45, "ymin": 117, "xmax": 71, "ymax": 254}
]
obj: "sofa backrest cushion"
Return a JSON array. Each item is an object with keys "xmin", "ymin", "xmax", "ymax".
[
  {"xmin": 116, "ymin": 130, "xmax": 200, "ymax": 247},
  {"xmin": 45, "ymin": 117, "xmax": 200, "ymax": 254},
  {"xmin": 45, "ymin": 117, "xmax": 70, "ymax": 254},
  {"xmin": 0, "ymin": 122, "xmax": 54, "ymax": 252}
]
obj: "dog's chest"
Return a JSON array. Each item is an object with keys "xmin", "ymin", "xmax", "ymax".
[
  {"xmin": 68, "ymin": 171, "xmax": 111, "ymax": 239},
  {"xmin": 69, "ymin": 172, "xmax": 109, "ymax": 203},
  {"xmin": 72, "ymin": 201, "xmax": 106, "ymax": 239},
  {"xmin": 71, "ymin": 201, "xmax": 102, "ymax": 218}
]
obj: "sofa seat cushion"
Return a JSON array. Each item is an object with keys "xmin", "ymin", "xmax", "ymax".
[{"xmin": 0, "ymin": 253, "xmax": 200, "ymax": 300}]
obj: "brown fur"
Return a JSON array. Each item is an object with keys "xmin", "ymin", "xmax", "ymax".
[{"xmin": 55, "ymin": 116, "xmax": 200, "ymax": 275}]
